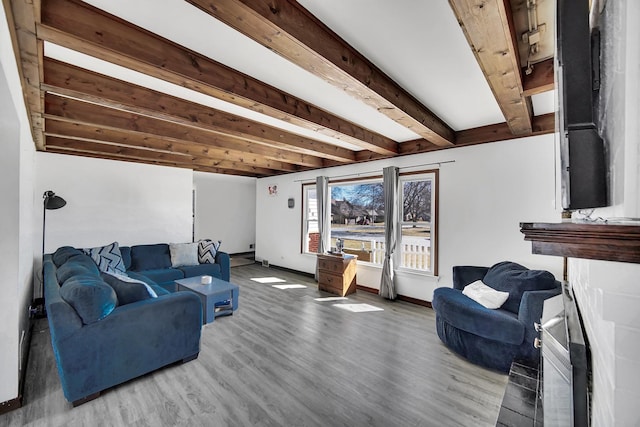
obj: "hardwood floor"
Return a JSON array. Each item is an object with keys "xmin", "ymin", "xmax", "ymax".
[{"xmin": 3, "ymin": 264, "xmax": 507, "ymax": 426}]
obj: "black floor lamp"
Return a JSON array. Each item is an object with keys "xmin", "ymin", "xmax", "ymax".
[{"xmin": 32, "ymin": 190, "xmax": 66, "ymax": 318}]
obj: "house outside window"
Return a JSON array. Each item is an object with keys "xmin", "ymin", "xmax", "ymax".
[{"xmin": 302, "ymin": 170, "xmax": 438, "ymax": 275}]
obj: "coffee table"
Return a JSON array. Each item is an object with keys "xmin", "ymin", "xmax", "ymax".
[{"xmin": 175, "ymin": 276, "xmax": 239, "ymax": 324}]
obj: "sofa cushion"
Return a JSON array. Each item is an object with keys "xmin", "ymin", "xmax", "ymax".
[
  {"xmin": 52, "ymin": 246, "xmax": 84, "ymax": 267},
  {"xmin": 169, "ymin": 242, "xmax": 199, "ymax": 267},
  {"xmin": 198, "ymin": 239, "xmax": 221, "ymax": 264},
  {"xmin": 483, "ymin": 261, "xmax": 557, "ymax": 314},
  {"xmin": 432, "ymin": 287, "xmax": 524, "ymax": 345},
  {"xmin": 83, "ymin": 242, "xmax": 126, "ymax": 275},
  {"xmin": 59, "ymin": 276, "xmax": 117, "ymax": 324},
  {"xmin": 134, "ymin": 268, "xmax": 184, "ymax": 285},
  {"xmin": 119, "ymin": 246, "xmax": 132, "ymax": 270},
  {"xmin": 101, "ymin": 272, "xmax": 157, "ymax": 305},
  {"xmin": 130, "ymin": 244, "xmax": 171, "ymax": 271},
  {"xmin": 56, "ymin": 257, "xmax": 100, "ymax": 284},
  {"xmin": 178, "ymin": 263, "xmax": 222, "ymax": 279}
]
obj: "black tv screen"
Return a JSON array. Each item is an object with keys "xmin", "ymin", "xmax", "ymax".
[{"xmin": 556, "ymin": 0, "xmax": 607, "ymax": 210}]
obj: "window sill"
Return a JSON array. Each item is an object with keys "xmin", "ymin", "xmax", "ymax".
[{"xmin": 396, "ymin": 267, "xmax": 439, "ymax": 280}]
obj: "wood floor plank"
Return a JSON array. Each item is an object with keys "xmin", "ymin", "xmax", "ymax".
[{"xmin": 2, "ymin": 264, "xmax": 507, "ymax": 426}]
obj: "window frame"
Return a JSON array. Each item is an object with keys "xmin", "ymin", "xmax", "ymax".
[
  {"xmin": 300, "ymin": 169, "xmax": 439, "ymax": 276},
  {"xmin": 301, "ymin": 183, "xmax": 319, "ymax": 254},
  {"xmin": 397, "ymin": 169, "xmax": 439, "ymax": 276}
]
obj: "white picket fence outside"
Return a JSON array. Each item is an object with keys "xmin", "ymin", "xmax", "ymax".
[{"xmin": 367, "ymin": 238, "xmax": 431, "ymax": 270}]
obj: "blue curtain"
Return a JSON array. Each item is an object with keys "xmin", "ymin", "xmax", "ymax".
[
  {"xmin": 315, "ymin": 176, "xmax": 330, "ymax": 280},
  {"xmin": 379, "ymin": 166, "xmax": 399, "ymax": 299}
]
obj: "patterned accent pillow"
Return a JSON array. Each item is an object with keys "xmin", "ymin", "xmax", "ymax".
[
  {"xmin": 83, "ymin": 242, "xmax": 126, "ymax": 275},
  {"xmin": 198, "ymin": 239, "xmax": 221, "ymax": 264}
]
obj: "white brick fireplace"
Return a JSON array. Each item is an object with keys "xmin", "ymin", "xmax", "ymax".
[{"xmin": 570, "ymin": 259, "xmax": 640, "ymax": 425}]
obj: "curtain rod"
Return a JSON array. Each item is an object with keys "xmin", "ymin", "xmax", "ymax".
[{"xmin": 293, "ymin": 160, "xmax": 455, "ymax": 183}]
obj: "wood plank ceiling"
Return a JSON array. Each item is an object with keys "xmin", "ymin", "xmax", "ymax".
[{"xmin": 5, "ymin": 0, "xmax": 555, "ymax": 178}]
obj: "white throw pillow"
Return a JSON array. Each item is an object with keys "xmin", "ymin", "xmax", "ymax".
[
  {"xmin": 169, "ymin": 242, "xmax": 199, "ymax": 267},
  {"xmin": 462, "ymin": 280, "xmax": 509, "ymax": 309}
]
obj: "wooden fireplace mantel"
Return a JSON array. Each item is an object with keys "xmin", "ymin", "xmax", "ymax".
[{"xmin": 520, "ymin": 222, "xmax": 640, "ymax": 264}]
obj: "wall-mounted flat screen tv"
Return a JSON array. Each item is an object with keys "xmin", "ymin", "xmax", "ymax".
[{"xmin": 556, "ymin": 0, "xmax": 608, "ymax": 210}]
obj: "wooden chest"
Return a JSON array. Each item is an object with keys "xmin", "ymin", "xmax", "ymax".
[{"xmin": 316, "ymin": 253, "xmax": 357, "ymax": 297}]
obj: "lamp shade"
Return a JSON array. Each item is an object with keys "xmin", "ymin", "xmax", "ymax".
[{"xmin": 43, "ymin": 191, "xmax": 66, "ymax": 210}]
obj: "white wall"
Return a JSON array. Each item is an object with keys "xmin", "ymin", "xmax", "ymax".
[
  {"xmin": 193, "ymin": 172, "xmax": 256, "ymax": 254},
  {"xmin": 255, "ymin": 134, "xmax": 563, "ymax": 301},
  {"xmin": 0, "ymin": 3, "xmax": 36, "ymax": 405},
  {"xmin": 568, "ymin": 1, "xmax": 640, "ymax": 425},
  {"xmin": 36, "ymin": 153, "xmax": 193, "ymax": 252}
]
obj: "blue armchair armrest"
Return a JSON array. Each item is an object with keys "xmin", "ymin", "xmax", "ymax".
[
  {"xmin": 452, "ymin": 266, "xmax": 490, "ymax": 290},
  {"xmin": 215, "ymin": 251, "xmax": 231, "ymax": 282},
  {"xmin": 517, "ymin": 284, "xmax": 562, "ymax": 360}
]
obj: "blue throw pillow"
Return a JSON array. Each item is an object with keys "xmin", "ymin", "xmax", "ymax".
[
  {"xmin": 483, "ymin": 261, "xmax": 557, "ymax": 313},
  {"xmin": 101, "ymin": 272, "xmax": 157, "ymax": 305},
  {"xmin": 60, "ymin": 276, "xmax": 117, "ymax": 324},
  {"xmin": 83, "ymin": 242, "xmax": 126, "ymax": 275},
  {"xmin": 198, "ymin": 239, "xmax": 221, "ymax": 264}
]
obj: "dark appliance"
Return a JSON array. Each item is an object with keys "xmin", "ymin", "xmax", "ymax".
[{"xmin": 556, "ymin": 0, "xmax": 607, "ymax": 210}]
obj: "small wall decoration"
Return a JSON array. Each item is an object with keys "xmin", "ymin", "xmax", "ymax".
[{"xmin": 268, "ymin": 184, "xmax": 278, "ymax": 196}]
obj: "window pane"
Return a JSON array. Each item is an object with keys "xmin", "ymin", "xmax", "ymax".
[
  {"xmin": 400, "ymin": 179, "xmax": 432, "ymax": 271},
  {"xmin": 330, "ymin": 182, "xmax": 384, "ymax": 263},
  {"xmin": 303, "ymin": 186, "xmax": 318, "ymax": 253}
]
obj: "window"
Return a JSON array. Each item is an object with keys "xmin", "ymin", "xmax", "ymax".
[
  {"xmin": 302, "ymin": 170, "xmax": 438, "ymax": 275},
  {"xmin": 329, "ymin": 179, "xmax": 385, "ymax": 264},
  {"xmin": 399, "ymin": 172, "xmax": 437, "ymax": 274},
  {"xmin": 302, "ymin": 184, "xmax": 318, "ymax": 253}
]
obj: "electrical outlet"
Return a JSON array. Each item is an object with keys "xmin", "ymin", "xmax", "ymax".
[
  {"xmin": 262, "ymin": 259, "xmax": 269, "ymax": 267},
  {"xmin": 250, "ymin": 243, "xmax": 254, "ymax": 249}
]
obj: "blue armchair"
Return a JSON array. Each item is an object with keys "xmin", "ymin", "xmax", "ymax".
[{"xmin": 432, "ymin": 262, "xmax": 561, "ymax": 372}]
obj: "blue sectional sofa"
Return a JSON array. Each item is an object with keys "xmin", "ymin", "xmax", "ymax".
[
  {"xmin": 43, "ymin": 242, "xmax": 230, "ymax": 406},
  {"xmin": 120, "ymin": 243, "xmax": 230, "ymax": 292},
  {"xmin": 432, "ymin": 262, "xmax": 561, "ymax": 373}
]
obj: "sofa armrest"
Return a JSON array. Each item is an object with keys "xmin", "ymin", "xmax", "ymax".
[
  {"xmin": 215, "ymin": 251, "xmax": 231, "ymax": 282},
  {"xmin": 452, "ymin": 266, "xmax": 490, "ymax": 290},
  {"xmin": 518, "ymin": 284, "xmax": 562, "ymax": 326},
  {"xmin": 53, "ymin": 291, "xmax": 202, "ymax": 402},
  {"xmin": 517, "ymin": 284, "xmax": 562, "ymax": 360}
]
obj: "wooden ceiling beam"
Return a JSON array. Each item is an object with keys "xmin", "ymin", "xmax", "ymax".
[
  {"xmin": 44, "ymin": 93, "xmax": 324, "ymax": 169},
  {"xmin": 449, "ymin": 0, "xmax": 533, "ymax": 135},
  {"xmin": 455, "ymin": 112, "xmax": 554, "ymax": 145},
  {"xmin": 523, "ymin": 58, "xmax": 554, "ymax": 97},
  {"xmin": 44, "ymin": 119, "xmax": 300, "ymax": 173},
  {"xmin": 399, "ymin": 112, "xmax": 555, "ymax": 155},
  {"xmin": 185, "ymin": 0, "xmax": 454, "ymax": 147},
  {"xmin": 43, "ymin": 147, "xmax": 264, "ymax": 177},
  {"xmin": 42, "ymin": 58, "xmax": 356, "ymax": 163},
  {"xmin": 38, "ymin": 0, "xmax": 397, "ymax": 155},
  {"xmin": 45, "ymin": 136, "xmax": 278, "ymax": 176},
  {"xmin": 5, "ymin": 0, "xmax": 44, "ymax": 149}
]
